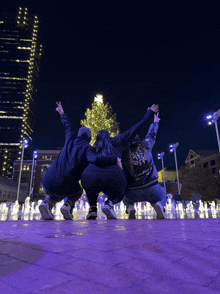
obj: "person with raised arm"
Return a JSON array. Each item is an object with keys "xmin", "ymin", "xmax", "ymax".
[
  {"xmin": 39, "ymin": 102, "xmax": 117, "ymax": 220},
  {"xmin": 121, "ymin": 111, "xmax": 167, "ymax": 219}
]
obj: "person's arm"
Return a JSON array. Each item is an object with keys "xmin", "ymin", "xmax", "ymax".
[
  {"xmin": 143, "ymin": 112, "xmax": 160, "ymax": 150},
  {"xmin": 111, "ymin": 104, "xmax": 158, "ymax": 147},
  {"xmin": 86, "ymin": 147, "xmax": 118, "ymax": 167},
  {"xmin": 56, "ymin": 102, "xmax": 74, "ymax": 140}
]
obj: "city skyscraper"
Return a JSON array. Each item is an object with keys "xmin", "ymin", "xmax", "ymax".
[{"xmin": 0, "ymin": 6, "xmax": 42, "ymax": 178}]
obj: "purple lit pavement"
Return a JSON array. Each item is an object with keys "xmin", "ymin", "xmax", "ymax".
[{"xmin": 0, "ymin": 219, "xmax": 220, "ymax": 294}]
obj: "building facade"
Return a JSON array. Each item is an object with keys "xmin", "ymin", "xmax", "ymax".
[
  {"xmin": 0, "ymin": 6, "xmax": 42, "ymax": 178},
  {"xmin": 13, "ymin": 149, "xmax": 61, "ymax": 201},
  {"xmin": 185, "ymin": 149, "xmax": 220, "ymax": 175},
  {"xmin": 158, "ymin": 168, "xmax": 177, "ymax": 183},
  {"xmin": 0, "ymin": 176, "xmax": 27, "ymax": 203}
]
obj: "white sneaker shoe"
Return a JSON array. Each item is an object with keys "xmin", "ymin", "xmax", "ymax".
[
  {"xmin": 154, "ymin": 202, "xmax": 166, "ymax": 219},
  {"xmin": 60, "ymin": 202, "xmax": 74, "ymax": 220},
  {"xmin": 39, "ymin": 199, "xmax": 55, "ymax": 220},
  {"xmin": 101, "ymin": 200, "xmax": 117, "ymax": 219}
]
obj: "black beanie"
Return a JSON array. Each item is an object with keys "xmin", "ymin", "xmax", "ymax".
[{"xmin": 77, "ymin": 127, "xmax": 91, "ymax": 138}]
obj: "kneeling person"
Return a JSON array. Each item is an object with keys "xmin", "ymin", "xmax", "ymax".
[
  {"xmin": 122, "ymin": 112, "xmax": 166, "ymax": 219},
  {"xmin": 40, "ymin": 102, "xmax": 92, "ymax": 220}
]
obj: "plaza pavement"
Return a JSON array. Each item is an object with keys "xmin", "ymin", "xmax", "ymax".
[{"xmin": 0, "ymin": 218, "xmax": 220, "ymax": 294}]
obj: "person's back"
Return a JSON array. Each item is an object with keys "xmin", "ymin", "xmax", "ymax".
[
  {"xmin": 122, "ymin": 139, "xmax": 158, "ymax": 190},
  {"xmin": 41, "ymin": 119, "xmax": 92, "ymax": 196},
  {"xmin": 81, "ymin": 129, "xmax": 126, "ymax": 220},
  {"xmin": 121, "ymin": 124, "xmax": 159, "ymax": 190},
  {"xmin": 121, "ymin": 112, "xmax": 167, "ymax": 219},
  {"xmin": 39, "ymin": 102, "xmax": 93, "ymax": 220}
]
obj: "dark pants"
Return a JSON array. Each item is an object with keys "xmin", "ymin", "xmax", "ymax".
[
  {"xmin": 42, "ymin": 182, "xmax": 83, "ymax": 205},
  {"xmin": 81, "ymin": 164, "xmax": 126, "ymax": 206}
]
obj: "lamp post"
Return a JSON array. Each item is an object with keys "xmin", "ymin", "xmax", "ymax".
[
  {"xmin": 29, "ymin": 150, "xmax": 38, "ymax": 198},
  {"xmin": 16, "ymin": 139, "xmax": 28, "ymax": 202},
  {"xmin": 169, "ymin": 142, "xmax": 180, "ymax": 195},
  {"xmin": 158, "ymin": 152, "xmax": 166, "ymax": 194},
  {"xmin": 206, "ymin": 109, "xmax": 220, "ymax": 154}
]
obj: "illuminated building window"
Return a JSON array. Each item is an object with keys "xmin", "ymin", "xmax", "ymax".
[
  {"xmin": 0, "ymin": 77, "xmax": 27, "ymax": 81},
  {"xmin": 39, "ymin": 187, "xmax": 44, "ymax": 193},
  {"xmin": 0, "ymin": 143, "xmax": 20, "ymax": 146},
  {"xmin": 17, "ymin": 47, "xmax": 31, "ymax": 50},
  {"xmin": 41, "ymin": 164, "xmax": 50, "ymax": 172},
  {"xmin": 0, "ymin": 116, "xmax": 23, "ymax": 119},
  {"xmin": 23, "ymin": 164, "xmax": 30, "ymax": 171}
]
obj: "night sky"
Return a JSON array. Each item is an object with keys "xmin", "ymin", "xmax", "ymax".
[{"xmin": 3, "ymin": 0, "xmax": 220, "ymax": 170}]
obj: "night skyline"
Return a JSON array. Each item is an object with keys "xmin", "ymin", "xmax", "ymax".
[
  {"xmin": 2, "ymin": 0, "xmax": 220, "ymax": 171},
  {"xmin": 0, "ymin": 6, "xmax": 42, "ymax": 178}
]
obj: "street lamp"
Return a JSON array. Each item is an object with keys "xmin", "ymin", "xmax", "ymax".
[
  {"xmin": 206, "ymin": 109, "xmax": 220, "ymax": 154},
  {"xmin": 16, "ymin": 138, "xmax": 29, "ymax": 202},
  {"xmin": 158, "ymin": 152, "xmax": 166, "ymax": 194},
  {"xmin": 169, "ymin": 142, "xmax": 181, "ymax": 195},
  {"xmin": 29, "ymin": 150, "xmax": 38, "ymax": 198}
]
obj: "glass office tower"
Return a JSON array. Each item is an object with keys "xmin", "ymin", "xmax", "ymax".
[{"xmin": 0, "ymin": 6, "xmax": 42, "ymax": 178}]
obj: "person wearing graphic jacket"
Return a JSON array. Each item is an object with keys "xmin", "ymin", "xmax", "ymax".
[
  {"xmin": 121, "ymin": 112, "xmax": 167, "ymax": 219},
  {"xmin": 40, "ymin": 102, "xmax": 116, "ymax": 221}
]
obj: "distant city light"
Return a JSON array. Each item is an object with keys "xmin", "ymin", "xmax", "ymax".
[{"xmin": 23, "ymin": 138, "xmax": 28, "ymax": 148}]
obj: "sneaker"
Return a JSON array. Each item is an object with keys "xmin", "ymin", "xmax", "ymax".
[
  {"xmin": 101, "ymin": 200, "xmax": 117, "ymax": 219},
  {"xmin": 60, "ymin": 201, "xmax": 74, "ymax": 220},
  {"xmin": 86, "ymin": 206, "xmax": 97, "ymax": 220},
  {"xmin": 39, "ymin": 198, "xmax": 55, "ymax": 220},
  {"xmin": 127, "ymin": 204, "xmax": 136, "ymax": 219},
  {"xmin": 154, "ymin": 202, "xmax": 166, "ymax": 219}
]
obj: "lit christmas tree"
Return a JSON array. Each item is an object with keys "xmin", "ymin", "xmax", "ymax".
[{"xmin": 81, "ymin": 94, "xmax": 120, "ymax": 145}]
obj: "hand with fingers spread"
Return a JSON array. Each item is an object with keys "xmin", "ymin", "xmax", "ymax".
[
  {"xmin": 149, "ymin": 104, "xmax": 159, "ymax": 113},
  {"xmin": 154, "ymin": 112, "xmax": 160, "ymax": 123},
  {"xmin": 56, "ymin": 101, "xmax": 64, "ymax": 115}
]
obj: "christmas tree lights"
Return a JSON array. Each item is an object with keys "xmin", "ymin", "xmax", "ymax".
[{"xmin": 81, "ymin": 94, "xmax": 120, "ymax": 145}]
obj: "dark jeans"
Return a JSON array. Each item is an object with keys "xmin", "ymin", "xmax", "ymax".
[
  {"xmin": 123, "ymin": 183, "xmax": 166, "ymax": 208},
  {"xmin": 42, "ymin": 182, "xmax": 83, "ymax": 205},
  {"xmin": 81, "ymin": 164, "xmax": 126, "ymax": 207}
]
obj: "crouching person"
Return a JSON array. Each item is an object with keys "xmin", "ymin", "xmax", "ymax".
[
  {"xmin": 122, "ymin": 112, "xmax": 166, "ymax": 219},
  {"xmin": 39, "ymin": 102, "xmax": 92, "ymax": 220}
]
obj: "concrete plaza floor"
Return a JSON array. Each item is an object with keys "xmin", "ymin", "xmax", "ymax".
[{"xmin": 0, "ymin": 218, "xmax": 220, "ymax": 294}]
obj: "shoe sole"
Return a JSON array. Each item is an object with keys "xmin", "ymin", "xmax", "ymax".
[
  {"xmin": 39, "ymin": 205, "xmax": 54, "ymax": 220},
  {"xmin": 154, "ymin": 204, "xmax": 166, "ymax": 219},
  {"xmin": 86, "ymin": 212, "xmax": 97, "ymax": 220},
  {"xmin": 60, "ymin": 208, "xmax": 73, "ymax": 220},
  {"xmin": 102, "ymin": 207, "xmax": 117, "ymax": 219},
  {"xmin": 128, "ymin": 209, "xmax": 136, "ymax": 219}
]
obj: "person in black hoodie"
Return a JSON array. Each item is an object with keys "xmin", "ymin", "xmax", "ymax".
[
  {"xmin": 81, "ymin": 104, "xmax": 159, "ymax": 220},
  {"xmin": 39, "ymin": 102, "xmax": 116, "ymax": 220},
  {"xmin": 121, "ymin": 112, "xmax": 166, "ymax": 219}
]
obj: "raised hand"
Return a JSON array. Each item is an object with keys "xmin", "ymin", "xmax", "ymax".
[
  {"xmin": 154, "ymin": 112, "xmax": 160, "ymax": 123},
  {"xmin": 149, "ymin": 104, "xmax": 159, "ymax": 113},
  {"xmin": 56, "ymin": 101, "xmax": 64, "ymax": 115}
]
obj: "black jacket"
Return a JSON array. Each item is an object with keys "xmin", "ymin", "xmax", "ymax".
[
  {"xmin": 122, "ymin": 122, "xmax": 159, "ymax": 190},
  {"xmin": 110, "ymin": 109, "xmax": 154, "ymax": 158},
  {"xmin": 41, "ymin": 114, "xmax": 116, "ymax": 195}
]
